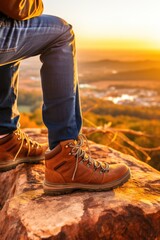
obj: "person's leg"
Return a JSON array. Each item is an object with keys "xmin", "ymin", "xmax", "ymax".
[
  {"xmin": 0, "ymin": 62, "xmax": 20, "ymax": 135},
  {"xmin": 0, "ymin": 14, "xmax": 82, "ymax": 150},
  {"xmin": 40, "ymin": 35, "xmax": 82, "ymax": 149},
  {"xmin": 0, "ymin": 58, "xmax": 47, "ymax": 172},
  {"xmin": 0, "ymin": 14, "xmax": 130, "ymax": 190}
]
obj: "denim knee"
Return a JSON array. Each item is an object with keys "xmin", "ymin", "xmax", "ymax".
[
  {"xmin": 47, "ymin": 15, "xmax": 75, "ymax": 48},
  {"xmin": 40, "ymin": 16, "xmax": 76, "ymax": 63},
  {"xmin": 62, "ymin": 22, "xmax": 75, "ymax": 43},
  {"xmin": 57, "ymin": 16, "xmax": 75, "ymax": 39}
]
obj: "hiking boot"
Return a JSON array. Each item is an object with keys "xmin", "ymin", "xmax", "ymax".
[
  {"xmin": 0, "ymin": 128, "xmax": 48, "ymax": 172},
  {"xmin": 44, "ymin": 134, "xmax": 130, "ymax": 195}
]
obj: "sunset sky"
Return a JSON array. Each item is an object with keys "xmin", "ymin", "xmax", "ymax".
[{"xmin": 44, "ymin": 0, "xmax": 160, "ymax": 50}]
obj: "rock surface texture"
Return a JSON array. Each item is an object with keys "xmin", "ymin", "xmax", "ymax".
[{"xmin": 0, "ymin": 128, "xmax": 160, "ymax": 240}]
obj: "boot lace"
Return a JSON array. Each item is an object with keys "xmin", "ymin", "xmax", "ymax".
[
  {"xmin": 13, "ymin": 128, "xmax": 41, "ymax": 161},
  {"xmin": 66, "ymin": 134, "xmax": 109, "ymax": 180}
]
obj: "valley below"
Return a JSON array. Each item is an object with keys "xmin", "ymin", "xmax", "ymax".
[{"xmin": 18, "ymin": 55, "xmax": 160, "ymax": 170}]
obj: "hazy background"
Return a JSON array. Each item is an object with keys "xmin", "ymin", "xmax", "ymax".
[
  {"xmin": 43, "ymin": 0, "xmax": 160, "ymax": 51},
  {"xmin": 18, "ymin": 1, "xmax": 160, "ymax": 170}
]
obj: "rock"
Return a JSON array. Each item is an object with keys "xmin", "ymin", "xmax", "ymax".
[{"xmin": 0, "ymin": 128, "xmax": 160, "ymax": 240}]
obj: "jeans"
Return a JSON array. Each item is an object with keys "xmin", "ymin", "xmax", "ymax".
[{"xmin": 0, "ymin": 14, "xmax": 82, "ymax": 149}]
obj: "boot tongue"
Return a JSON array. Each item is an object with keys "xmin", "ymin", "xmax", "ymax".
[{"xmin": 60, "ymin": 139, "xmax": 77, "ymax": 148}]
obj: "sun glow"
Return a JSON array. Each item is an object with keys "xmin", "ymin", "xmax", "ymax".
[
  {"xmin": 77, "ymin": 38, "xmax": 155, "ymax": 50},
  {"xmin": 44, "ymin": 0, "xmax": 160, "ymax": 50}
]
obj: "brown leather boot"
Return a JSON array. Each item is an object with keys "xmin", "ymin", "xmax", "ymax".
[
  {"xmin": 0, "ymin": 128, "xmax": 48, "ymax": 171},
  {"xmin": 44, "ymin": 135, "xmax": 130, "ymax": 195}
]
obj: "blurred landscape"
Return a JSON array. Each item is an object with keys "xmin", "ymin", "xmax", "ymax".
[{"xmin": 18, "ymin": 49, "xmax": 160, "ymax": 170}]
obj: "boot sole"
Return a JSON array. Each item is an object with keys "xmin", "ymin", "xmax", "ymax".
[
  {"xmin": 0, "ymin": 156, "xmax": 44, "ymax": 172},
  {"xmin": 43, "ymin": 169, "xmax": 131, "ymax": 196}
]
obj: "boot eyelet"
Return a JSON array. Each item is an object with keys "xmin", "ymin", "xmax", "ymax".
[
  {"xmin": 68, "ymin": 152, "xmax": 72, "ymax": 155},
  {"xmin": 65, "ymin": 145, "xmax": 69, "ymax": 148},
  {"xmin": 17, "ymin": 138, "xmax": 21, "ymax": 140}
]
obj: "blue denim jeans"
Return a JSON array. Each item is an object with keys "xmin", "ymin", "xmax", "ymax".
[{"xmin": 0, "ymin": 14, "xmax": 82, "ymax": 149}]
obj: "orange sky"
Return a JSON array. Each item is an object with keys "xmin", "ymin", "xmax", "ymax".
[{"xmin": 44, "ymin": 0, "xmax": 160, "ymax": 50}]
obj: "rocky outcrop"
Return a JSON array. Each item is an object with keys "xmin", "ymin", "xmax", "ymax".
[{"xmin": 0, "ymin": 128, "xmax": 160, "ymax": 240}]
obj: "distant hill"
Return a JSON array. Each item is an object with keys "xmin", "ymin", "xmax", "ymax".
[
  {"xmin": 104, "ymin": 68, "xmax": 160, "ymax": 81},
  {"xmin": 78, "ymin": 59, "xmax": 160, "ymax": 82},
  {"xmin": 79, "ymin": 59, "xmax": 160, "ymax": 71},
  {"xmin": 19, "ymin": 57, "xmax": 160, "ymax": 88}
]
